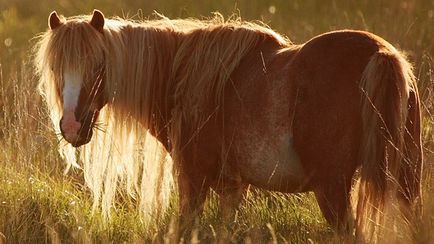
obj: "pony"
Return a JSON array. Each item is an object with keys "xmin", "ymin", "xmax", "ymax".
[{"xmin": 35, "ymin": 9, "xmax": 423, "ymax": 240}]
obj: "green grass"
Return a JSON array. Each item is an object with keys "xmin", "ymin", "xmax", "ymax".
[
  {"xmin": 0, "ymin": 165, "xmax": 336, "ymax": 243},
  {"xmin": 0, "ymin": 0, "xmax": 433, "ymax": 243}
]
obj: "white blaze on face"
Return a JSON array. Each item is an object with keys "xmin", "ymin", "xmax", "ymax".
[{"xmin": 61, "ymin": 70, "xmax": 82, "ymax": 142}]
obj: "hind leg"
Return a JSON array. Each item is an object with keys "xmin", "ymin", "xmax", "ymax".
[{"xmin": 314, "ymin": 178, "xmax": 354, "ymax": 233}]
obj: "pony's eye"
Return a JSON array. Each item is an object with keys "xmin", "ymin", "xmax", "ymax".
[{"xmin": 56, "ymin": 86, "xmax": 62, "ymax": 98}]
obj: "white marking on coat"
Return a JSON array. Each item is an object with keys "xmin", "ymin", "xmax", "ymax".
[
  {"xmin": 241, "ymin": 132, "xmax": 304, "ymax": 192},
  {"xmin": 61, "ymin": 70, "xmax": 82, "ymax": 141},
  {"xmin": 236, "ymin": 77, "xmax": 305, "ymax": 192}
]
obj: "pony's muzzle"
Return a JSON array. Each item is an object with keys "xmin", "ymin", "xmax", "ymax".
[
  {"xmin": 60, "ymin": 118, "xmax": 80, "ymax": 140},
  {"xmin": 59, "ymin": 112, "xmax": 87, "ymax": 147}
]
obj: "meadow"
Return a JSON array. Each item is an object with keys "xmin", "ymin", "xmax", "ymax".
[{"xmin": 0, "ymin": 0, "xmax": 433, "ymax": 243}]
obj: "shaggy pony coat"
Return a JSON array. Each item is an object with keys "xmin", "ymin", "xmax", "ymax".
[{"xmin": 35, "ymin": 10, "xmax": 423, "ymax": 241}]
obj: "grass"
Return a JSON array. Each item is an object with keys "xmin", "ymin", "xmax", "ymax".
[
  {"xmin": 0, "ymin": 0, "xmax": 433, "ymax": 243},
  {"xmin": 0, "ymin": 166, "xmax": 335, "ymax": 243}
]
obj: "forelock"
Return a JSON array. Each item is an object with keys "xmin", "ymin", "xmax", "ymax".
[{"xmin": 48, "ymin": 19, "xmax": 106, "ymax": 74}]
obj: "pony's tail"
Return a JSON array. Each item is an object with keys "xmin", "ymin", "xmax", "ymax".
[{"xmin": 356, "ymin": 48, "xmax": 417, "ymax": 240}]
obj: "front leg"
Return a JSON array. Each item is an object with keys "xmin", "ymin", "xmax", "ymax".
[
  {"xmin": 213, "ymin": 175, "xmax": 247, "ymax": 223},
  {"xmin": 178, "ymin": 170, "xmax": 209, "ymax": 230}
]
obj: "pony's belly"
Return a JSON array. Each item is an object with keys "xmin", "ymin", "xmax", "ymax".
[{"xmin": 239, "ymin": 132, "xmax": 306, "ymax": 193}]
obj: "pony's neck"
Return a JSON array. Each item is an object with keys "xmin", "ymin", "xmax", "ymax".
[
  {"xmin": 104, "ymin": 19, "xmax": 289, "ymax": 151},
  {"xmin": 105, "ymin": 23, "xmax": 180, "ymax": 150}
]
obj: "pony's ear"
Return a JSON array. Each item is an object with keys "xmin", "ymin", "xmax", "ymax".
[
  {"xmin": 90, "ymin": 9, "xmax": 105, "ymax": 32},
  {"xmin": 48, "ymin": 11, "xmax": 63, "ymax": 30}
]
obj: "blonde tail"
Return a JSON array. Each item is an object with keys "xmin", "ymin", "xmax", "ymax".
[{"xmin": 357, "ymin": 49, "xmax": 416, "ymax": 240}]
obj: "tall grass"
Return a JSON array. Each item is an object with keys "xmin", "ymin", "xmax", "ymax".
[{"xmin": 0, "ymin": 0, "xmax": 433, "ymax": 243}]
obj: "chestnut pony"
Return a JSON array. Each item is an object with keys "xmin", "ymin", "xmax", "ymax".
[{"xmin": 35, "ymin": 10, "xmax": 422, "ymax": 238}]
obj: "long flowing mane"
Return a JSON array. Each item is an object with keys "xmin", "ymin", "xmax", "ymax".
[{"xmin": 34, "ymin": 13, "xmax": 291, "ymax": 220}]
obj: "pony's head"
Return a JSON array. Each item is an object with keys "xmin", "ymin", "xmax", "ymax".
[{"xmin": 44, "ymin": 10, "xmax": 108, "ymax": 147}]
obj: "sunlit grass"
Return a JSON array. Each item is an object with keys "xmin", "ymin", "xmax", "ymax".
[
  {"xmin": 0, "ymin": 0, "xmax": 433, "ymax": 243},
  {"xmin": 0, "ymin": 164, "xmax": 337, "ymax": 243}
]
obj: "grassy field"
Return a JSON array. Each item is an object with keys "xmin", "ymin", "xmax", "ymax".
[{"xmin": 0, "ymin": 0, "xmax": 433, "ymax": 243}]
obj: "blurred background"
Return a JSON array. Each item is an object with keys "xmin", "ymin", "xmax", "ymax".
[
  {"xmin": 0, "ymin": 0, "xmax": 433, "ymax": 77},
  {"xmin": 0, "ymin": 0, "xmax": 432, "ymax": 243}
]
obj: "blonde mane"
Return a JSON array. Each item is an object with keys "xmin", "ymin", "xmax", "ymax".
[{"xmin": 35, "ymin": 13, "xmax": 291, "ymax": 220}]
